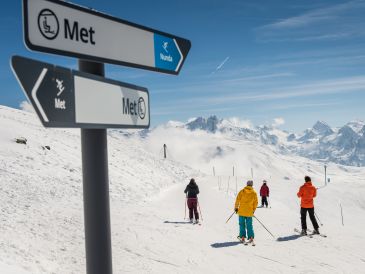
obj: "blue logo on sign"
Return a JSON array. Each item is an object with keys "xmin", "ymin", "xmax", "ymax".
[{"xmin": 154, "ymin": 34, "xmax": 182, "ymax": 72}]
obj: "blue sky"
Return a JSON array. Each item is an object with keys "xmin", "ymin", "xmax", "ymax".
[{"xmin": 1, "ymin": 0, "xmax": 365, "ymax": 132}]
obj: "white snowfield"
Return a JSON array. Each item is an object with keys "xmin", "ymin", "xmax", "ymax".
[{"xmin": 1, "ymin": 105, "xmax": 365, "ymax": 273}]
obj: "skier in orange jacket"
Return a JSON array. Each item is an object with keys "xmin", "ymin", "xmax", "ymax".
[{"xmin": 297, "ymin": 176, "xmax": 319, "ymax": 235}]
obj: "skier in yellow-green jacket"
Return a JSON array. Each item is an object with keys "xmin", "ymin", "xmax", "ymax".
[{"xmin": 234, "ymin": 180, "xmax": 258, "ymax": 244}]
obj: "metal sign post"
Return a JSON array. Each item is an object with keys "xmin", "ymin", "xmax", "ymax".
[
  {"xmin": 79, "ymin": 60, "xmax": 112, "ymax": 274},
  {"xmin": 14, "ymin": 1, "xmax": 191, "ymax": 273}
]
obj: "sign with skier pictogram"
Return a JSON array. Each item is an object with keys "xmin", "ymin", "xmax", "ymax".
[{"xmin": 11, "ymin": 55, "xmax": 150, "ymax": 128}]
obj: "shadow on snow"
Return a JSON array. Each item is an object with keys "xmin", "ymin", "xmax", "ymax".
[
  {"xmin": 163, "ymin": 220, "xmax": 192, "ymax": 225},
  {"xmin": 276, "ymin": 234, "xmax": 302, "ymax": 242},
  {"xmin": 211, "ymin": 241, "xmax": 241, "ymax": 248}
]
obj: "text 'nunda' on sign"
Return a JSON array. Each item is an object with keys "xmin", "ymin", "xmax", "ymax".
[{"xmin": 64, "ymin": 19, "xmax": 95, "ymax": 45}]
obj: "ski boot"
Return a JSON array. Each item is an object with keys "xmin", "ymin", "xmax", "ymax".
[{"xmin": 247, "ymin": 237, "xmax": 255, "ymax": 246}]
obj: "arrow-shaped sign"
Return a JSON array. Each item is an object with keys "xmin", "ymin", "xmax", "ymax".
[
  {"xmin": 23, "ymin": 0, "xmax": 191, "ymax": 75},
  {"xmin": 11, "ymin": 55, "xmax": 150, "ymax": 129}
]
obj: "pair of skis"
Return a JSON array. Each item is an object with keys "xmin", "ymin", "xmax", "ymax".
[
  {"xmin": 189, "ymin": 220, "xmax": 201, "ymax": 226},
  {"xmin": 237, "ymin": 236, "xmax": 256, "ymax": 246},
  {"xmin": 294, "ymin": 228, "xmax": 327, "ymax": 238}
]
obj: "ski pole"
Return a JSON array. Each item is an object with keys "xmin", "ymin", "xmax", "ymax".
[
  {"xmin": 184, "ymin": 196, "xmax": 187, "ymax": 220},
  {"xmin": 225, "ymin": 211, "xmax": 236, "ymax": 223},
  {"xmin": 314, "ymin": 211, "xmax": 323, "ymax": 226},
  {"xmin": 253, "ymin": 215, "xmax": 275, "ymax": 239},
  {"xmin": 268, "ymin": 197, "xmax": 271, "ymax": 208},
  {"xmin": 198, "ymin": 200, "xmax": 203, "ymax": 221}
]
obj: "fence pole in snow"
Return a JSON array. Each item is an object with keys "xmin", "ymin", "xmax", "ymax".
[
  {"xmin": 235, "ymin": 177, "xmax": 238, "ymax": 195},
  {"xmin": 163, "ymin": 144, "xmax": 167, "ymax": 159},
  {"xmin": 184, "ymin": 195, "xmax": 187, "ymax": 220},
  {"xmin": 251, "ymin": 168, "xmax": 254, "ymax": 180},
  {"xmin": 324, "ymin": 165, "xmax": 327, "ymax": 186},
  {"xmin": 340, "ymin": 203, "xmax": 344, "ymax": 226},
  {"xmin": 213, "ymin": 166, "xmax": 216, "ymax": 176},
  {"xmin": 233, "ymin": 166, "xmax": 235, "ymax": 177},
  {"xmin": 227, "ymin": 176, "xmax": 230, "ymax": 194},
  {"xmin": 79, "ymin": 60, "xmax": 113, "ymax": 274}
]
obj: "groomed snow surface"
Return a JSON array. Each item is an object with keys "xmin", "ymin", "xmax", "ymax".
[{"xmin": 1, "ymin": 105, "xmax": 365, "ymax": 273}]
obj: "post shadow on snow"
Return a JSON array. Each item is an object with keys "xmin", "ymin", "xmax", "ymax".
[
  {"xmin": 163, "ymin": 221, "xmax": 192, "ymax": 225},
  {"xmin": 276, "ymin": 234, "xmax": 302, "ymax": 242},
  {"xmin": 211, "ymin": 241, "xmax": 241, "ymax": 248}
]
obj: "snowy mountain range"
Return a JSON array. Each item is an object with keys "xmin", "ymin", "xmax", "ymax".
[{"xmin": 163, "ymin": 115, "xmax": 365, "ymax": 167}]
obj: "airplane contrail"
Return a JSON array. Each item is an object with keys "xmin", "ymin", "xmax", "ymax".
[{"xmin": 216, "ymin": 56, "xmax": 230, "ymax": 70}]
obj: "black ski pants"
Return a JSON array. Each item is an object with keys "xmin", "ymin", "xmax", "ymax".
[
  {"xmin": 300, "ymin": 207, "xmax": 319, "ymax": 230},
  {"xmin": 261, "ymin": 196, "xmax": 268, "ymax": 207}
]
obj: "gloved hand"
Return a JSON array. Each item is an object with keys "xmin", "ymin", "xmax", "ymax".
[{"xmin": 235, "ymin": 208, "xmax": 238, "ymax": 213}]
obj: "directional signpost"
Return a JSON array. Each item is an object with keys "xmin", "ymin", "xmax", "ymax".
[
  {"xmin": 23, "ymin": 0, "xmax": 191, "ymax": 74},
  {"xmin": 11, "ymin": 55, "xmax": 150, "ymax": 129},
  {"xmin": 13, "ymin": 0, "xmax": 191, "ymax": 274}
]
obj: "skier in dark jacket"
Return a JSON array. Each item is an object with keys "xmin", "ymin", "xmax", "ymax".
[
  {"xmin": 184, "ymin": 178, "xmax": 200, "ymax": 223},
  {"xmin": 260, "ymin": 180, "xmax": 270, "ymax": 208}
]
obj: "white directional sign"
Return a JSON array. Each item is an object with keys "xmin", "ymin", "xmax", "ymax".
[
  {"xmin": 11, "ymin": 55, "xmax": 150, "ymax": 128},
  {"xmin": 23, "ymin": 0, "xmax": 191, "ymax": 75}
]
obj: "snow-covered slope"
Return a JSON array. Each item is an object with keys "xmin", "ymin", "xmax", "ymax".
[
  {"xmin": 0, "ymin": 106, "xmax": 198, "ymax": 273},
  {"xmin": 1, "ymin": 106, "xmax": 365, "ymax": 273}
]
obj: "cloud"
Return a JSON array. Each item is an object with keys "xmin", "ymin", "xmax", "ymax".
[
  {"xmin": 143, "ymin": 125, "xmax": 257, "ymax": 176},
  {"xmin": 201, "ymin": 75, "xmax": 365, "ymax": 105},
  {"xmin": 19, "ymin": 101, "xmax": 35, "ymax": 113},
  {"xmin": 150, "ymin": 75, "xmax": 365, "ymax": 120},
  {"xmin": 222, "ymin": 72, "xmax": 294, "ymax": 84},
  {"xmin": 267, "ymin": 101, "xmax": 341, "ymax": 111},
  {"xmin": 261, "ymin": 1, "xmax": 365, "ymax": 30},
  {"xmin": 224, "ymin": 117, "xmax": 253, "ymax": 129},
  {"xmin": 272, "ymin": 118, "xmax": 285, "ymax": 127},
  {"xmin": 256, "ymin": 1, "xmax": 365, "ymax": 41}
]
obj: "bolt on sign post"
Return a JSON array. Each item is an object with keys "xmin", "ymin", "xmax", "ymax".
[{"xmin": 14, "ymin": 0, "xmax": 191, "ymax": 273}]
